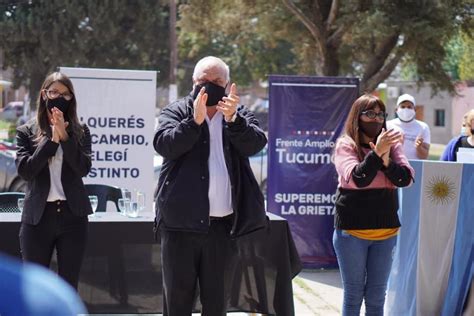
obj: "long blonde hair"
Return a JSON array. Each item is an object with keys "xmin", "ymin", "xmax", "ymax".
[{"xmin": 463, "ymin": 109, "xmax": 474, "ymax": 136}]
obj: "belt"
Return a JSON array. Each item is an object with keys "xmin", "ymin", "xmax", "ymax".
[
  {"xmin": 45, "ymin": 200, "xmax": 68, "ymax": 213},
  {"xmin": 209, "ymin": 213, "xmax": 234, "ymax": 221},
  {"xmin": 46, "ymin": 200, "xmax": 67, "ymax": 206}
]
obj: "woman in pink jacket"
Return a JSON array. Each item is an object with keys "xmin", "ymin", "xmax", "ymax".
[{"xmin": 333, "ymin": 94, "xmax": 414, "ymax": 316}]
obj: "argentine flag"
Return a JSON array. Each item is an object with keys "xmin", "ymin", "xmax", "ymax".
[{"xmin": 386, "ymin": 160, "xmax": 474, "ymax": 316}]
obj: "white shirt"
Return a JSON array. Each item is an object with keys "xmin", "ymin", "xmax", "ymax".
[
  {"xmin": 387, "ymin": 118, "xmax": 431, "ymax": 159},
  {"xmin": 47, "ymin": 143, "xmax": 66, "ymax": 201},
  {"xmin": 205, "ymin": 112, "xmax": 233, "ymax": 217}
]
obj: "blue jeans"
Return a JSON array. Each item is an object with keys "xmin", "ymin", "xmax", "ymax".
[{"xmin": 333, "ymin": 229, "xmax": 397, "ymax": 316}]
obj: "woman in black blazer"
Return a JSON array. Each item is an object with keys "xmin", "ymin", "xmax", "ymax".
[{"xmin": 15, "ymin": 72, "xmax": 92, "ymax": 289}]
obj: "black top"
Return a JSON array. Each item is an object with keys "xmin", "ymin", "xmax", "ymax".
[
  {"xmin": 452, "ymin": 136, "xmax": 474, "ymax": 161},
  {"xmin": 334, "ymin": 188, "xmax": 401, "ymax": 229},
  {"xmin": 460, "ymin": 136, "xmax": 474, "ymax": 148}
]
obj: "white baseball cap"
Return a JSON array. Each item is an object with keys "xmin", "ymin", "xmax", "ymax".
[{"xmin": 397, "ymin": 94, "xmax": 416, "ymax": 107}]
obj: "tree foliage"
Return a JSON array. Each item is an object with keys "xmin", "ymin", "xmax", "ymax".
[
  {"xmin": 177, "ymin": 0, "xmax": 296, "ymax": 91},
  {"xmin": 178, "ymin": 0, "xmax": 473, "ymax": 93},
  {"xmin": 0, "ymin": 0, "xmax": 170, "ymax": 104},
  {"xmin": 443, "ymin": 33, "xmax": 465, "ymax": 81},
  {"xmin": 459, "ymin": 32, "xmax": 474, "ymax": 81}
]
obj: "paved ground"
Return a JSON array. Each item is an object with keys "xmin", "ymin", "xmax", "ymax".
[{"xmin": 292, "ymin": 269, "xmax": 343, "ymax": 315}]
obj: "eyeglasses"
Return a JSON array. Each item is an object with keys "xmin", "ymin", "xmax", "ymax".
[
  {"xmin": 361, "ymin": 110, "xmax": 387, "ymax": 120},
  {"xmin": 44, "ymin": 89, "xmax": 74, "ymax": 101}
]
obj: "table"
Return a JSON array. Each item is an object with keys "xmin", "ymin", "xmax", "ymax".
[{"xmin": 0, "ymin": 212, "xmax": 301, "ymax": 315}]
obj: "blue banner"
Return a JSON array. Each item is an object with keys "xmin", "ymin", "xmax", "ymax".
[{"xmin": 267, "ymin": 75, "xmax": 359, "ymax": 268}]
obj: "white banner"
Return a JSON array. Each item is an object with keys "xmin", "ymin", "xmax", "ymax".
[{"xmin": 60, "ymin": 67, "xmax": 156, "ymax": 212}]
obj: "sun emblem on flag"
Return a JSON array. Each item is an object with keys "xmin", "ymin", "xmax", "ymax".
[{"xmin": 425, "ymin": 175, "xmax": 456, "ymax": 205}]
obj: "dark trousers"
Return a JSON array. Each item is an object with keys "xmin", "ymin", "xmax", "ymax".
[
  {"xmin": 161, "ymin": 216, "xmax": 235, "ymax": 316},
  {"xmin": 19, "ymin": 200, "xmax": 88, "ymax": 289}
]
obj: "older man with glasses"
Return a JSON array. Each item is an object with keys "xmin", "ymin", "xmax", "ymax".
[{"xmin": 153, "ymin": 56, "xmax": 267, "ymax": 316}]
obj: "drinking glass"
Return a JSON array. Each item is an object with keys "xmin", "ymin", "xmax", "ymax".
[
  {"xmin": 120, "ymin": 189, "xmax": 132, "ymax": 216},
  {"xmin": 118, "ymin": 198, "xmax": 131, "ymax": 216},
  {"xmin": 128, "ymin": 201, "xmax": 139, "ymax": 218},
  {"xmin": 136, "ymin": 191, "xmax": 145, "ymax": 211},
  {"xmin": 17, "ymin": 198, "xmax": 25, "ymax": 212},
  {"xmin": 121, "ymin": 188, "xmax": 132, "ymax": 200},
  {"xmin": 88, "ymin": 195, "xmax": 98, "ymax": 217}
]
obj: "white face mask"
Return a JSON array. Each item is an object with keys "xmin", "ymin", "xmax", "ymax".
[{"xmin": 397, "ymin": 108, "xmax": 416, "ymax": 122}]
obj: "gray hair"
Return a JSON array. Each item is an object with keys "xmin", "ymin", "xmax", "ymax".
[{"xmin": 192, "ymin": 56, "xmax": 230, "ymax": 83}]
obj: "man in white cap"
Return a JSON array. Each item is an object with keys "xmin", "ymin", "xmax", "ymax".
[{"xmin": 387, "ymin": 93, "xmax": 431, "ymax": 159}]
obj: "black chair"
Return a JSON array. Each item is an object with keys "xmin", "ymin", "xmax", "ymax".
[
  {"xmin": 85, "ymin": 184, "xmax": 122, "ymax": 212},
  {"xmin": 0, "ymin": 192, "xmax": 26, "ymax": 213}
]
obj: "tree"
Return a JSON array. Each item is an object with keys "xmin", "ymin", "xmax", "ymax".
[
  {"xmin": 178, "ymin": 0, "xmax": 472, "ymax": 93},
  {"xmin": 0, "ymin": 0, "xmax": 170, "ymax": 105},
  {"xmin": 177, "ymin": 0, "xmax": 296, "ymax": 92},
  {"xmin": 443, "ymin": 33, "xmax": 465, "ymax": 81},
  {"xmin": 459, "ymin": 32, "xmax": 474, "ymax": 81}
]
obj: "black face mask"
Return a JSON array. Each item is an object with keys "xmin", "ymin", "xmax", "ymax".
[
  {"xmin": 359, "ymin": 121, "xmax": 383, "ymax": 139},
  {"xmin": 192, "ymin": 82, "xmax": 226, "ymax": 106},
  {"xmin": 47, "ymin": 97, "xmax": 71, "ymax": 114}
]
